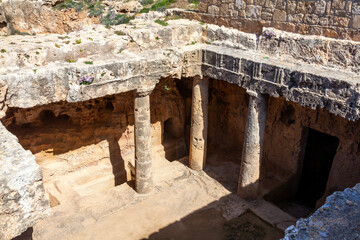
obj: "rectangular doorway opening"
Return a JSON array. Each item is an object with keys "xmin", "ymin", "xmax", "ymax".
[{"xmin": 296, "ymin": 128, "xmax": 339, "ymax": 209}]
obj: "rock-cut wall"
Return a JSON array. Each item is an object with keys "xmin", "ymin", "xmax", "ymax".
[
  {"xmin": 0, "ymin": 122, "xmax": 50, "ymax": 240},
  {"xmin": 197, "ymin": 0, "xmax": 360, "ymax": 40}
]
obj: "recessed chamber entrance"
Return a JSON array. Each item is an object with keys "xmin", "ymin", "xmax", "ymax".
[{"xmin": 296, "ymin": 128, "xmax": 339, "ymax": 209}]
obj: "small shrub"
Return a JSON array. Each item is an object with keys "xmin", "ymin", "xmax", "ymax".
[
  {"xmin": 84, "ymin": 61, "xmax": 93, "ymax": 64},
  {"xmin": 190, "ymin": 0, "xmax": 198, "ymax": 7},
  {"xmin": 263, "ymin": 29, "xmax": 276, "ymax": 39},
  {"xmin": 58, "ymin": 36, "xmax": 70, "ymax": 40},
  {"xmin": 141, "ymin": 0, "xmax": 154, "ymax": 6},
  {"xmin": 150, "ymin": 0, "xmax": 175, "ymax": 11},
  {"xmin": 79, "ymin": 75, "xmax": 94, "ymax": 85},
  {"xmin": 55, "ymin": 43, "xmax": 61, "ymax": 48},
  {"xmin": 66, "ymin": 56, "xmax": 77, "ymax": 63},
  {"xmin": 101, "ymin": 11, "xmax": 134, "ymax": 26},
  {"xmin": 155, "ymin": 19, "xmax": 168, "ymax": 26},
  {"xmin": 139, "ymin": 7, "xmax": 150, "ymax": 13},
  {"xmin": 0, "ymin": 49, "xmax": 6, "ymax": 53},
  {"xmin": 75, "ymin": 39, "xmax": 82, "ymax": 44},
  {"xmin": 35, "ymin": 51, "xmax": 40, "ymax": 55},
  {"xmin": 88, "ymin": 4, "xmax": 104, "ymax": 17},
  {"xmin": 115, "ymin": 30, "xmax": 125, "ymax": 36}
]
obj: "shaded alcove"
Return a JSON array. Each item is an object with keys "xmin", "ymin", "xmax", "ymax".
[
  {"xmin": 162, "ymin": 117, "xmax": 187, "ymax": 161},
  {"xmin": 1, "ymin": 78, "xmax": 188, "ymax": 208},
  {"xmin": 296, "ymin": 128, "xmax": 339, "ymax": 209},
  {"xmin": 206, "ymin": 79, "xmax": 249, "ymax": 192}
]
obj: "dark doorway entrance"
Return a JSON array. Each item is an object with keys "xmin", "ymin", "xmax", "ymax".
[{"xmin": 296, "ymin": 128, "xmax": 339, "ymax": 209}]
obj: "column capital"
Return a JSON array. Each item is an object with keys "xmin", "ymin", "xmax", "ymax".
[
  {"xmin": 246, "ymin": 89, "xmax": 261, "ymax": 98},
  {"xmin": 194, "ymin": 75, "xmax": 209, "ymax": 81},
  {"xmin": 136, "ymin": 89, "xmax": 152, "ymax": 97}
]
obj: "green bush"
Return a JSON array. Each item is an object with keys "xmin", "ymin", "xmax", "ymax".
[
  {"xmin": 150, "ymin": 0, "xmax": 176, "ymax": 11},
  {"xmin": 101, "ymin": 11, "xmax": 135, "ymax": 26},
  {"xmin": 155, "ymin": 19, "xmax": 168, "ymax": 26},
  {"xmin": 141, "ymin": 0, "xmax": 154, "ymax": 6}
]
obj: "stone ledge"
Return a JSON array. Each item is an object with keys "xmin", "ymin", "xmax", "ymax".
[{"xmin": 283, "ymin": 183, "xmax": 360, "ymax": 240}]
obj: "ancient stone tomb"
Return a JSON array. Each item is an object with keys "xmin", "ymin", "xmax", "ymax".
[{"xmin": 0, "ymin": 5, "xmax": 360, "ymax": 239}]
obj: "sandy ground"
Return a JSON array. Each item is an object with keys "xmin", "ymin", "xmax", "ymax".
[{"xmin": 29, "ymin": 153, "xmax": 295, "ymax": 240}]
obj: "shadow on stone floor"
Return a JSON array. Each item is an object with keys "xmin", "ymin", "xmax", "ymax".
[{"xmin": 144, "ymin": 201, "xmax": 284, "ymax": 240}]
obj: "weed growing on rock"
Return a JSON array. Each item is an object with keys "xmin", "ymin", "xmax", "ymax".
[
  {"xmin": 0, "ymin": 49, "xmax": 6, "ymax": 53},
  {"xmin": 115, "ymin": 30, "xmax": 125, "ymax": 36},
  {"xmin": 141, "ymin": 0, "xmax": 154, "ymax": 6},
  {"xmin": 84, "ymin": 61, "xmax": 93, "ymax": 64},
  {"xmin": 190, "ymin": 0, "xmax": 199, "ymax": 7},
  {"xmin": 55, "ymin": 43, "xmax": 61, "ymax": 48},
  {"xmin": 150, "ymin": 0, "xmax": 175, "ymax": 11},
  {"xmin": 79, "ymin": 75, "xmax": 94, "ymax": 85},
  {"xmin": 139, "ymin": 8, "xmax": 150, "ymax": 13},
  {"xmin": 155, "ymin": 19, "xmax": 168, "ymax": 26},
  {"xmin": 101, "ymin": 11, "xmax": 135, "ymax": 26},
  {"xmin": 66, "ymin": 56, "xmax": 77, "ymax": 63},
  {"xmin": 75, "ymin": 39, "xmax": 82, "ymax": 44},
  {"xmin": 263, "ymin": 29, "xmax": 276, "ymax": 39}
]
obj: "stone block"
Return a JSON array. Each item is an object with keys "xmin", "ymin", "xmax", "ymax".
[
  {"xmin": 262, "ymin": 11, "xmax": 273, "ymax": 20},
  {"xmin": 264, "ymin": 0, "xmax": 277, "ymax": 9},
  {"xmin": 208, "ymin": 5, "xmax": 220, "ymax": 14},
  {"xmin": 287, "ymin": 0, "xmax": 297, "ymax": 13},
  {"xmin": 334, "ymin": 16, "xmax": 350, "ymax": 27},
  {"xmin": 352, "ymin": 2, "xmax": 360, "ymax": 15},
  {"xmin": 235, "ymin": 0, "xmax": 246, "ymax": 9},
  {"xmin": 352, "ymin": 15, "xmax": 360, "ymax": 28},
  {"xmin": 332, "ymin": 0, "xmax": 345, "ymax": 9},
  {"xmin": 0, "ymin": 123, "xmax": 50, "ymax": 240},
  {"xmin": 219, "ymin": 3, "xmax": 229, "ymax": 15},
  {"xmin": 304, "ymin": 14, "xmax": 319, "ymax": 25},
  {"xmin": 273, "ymin": 9, "xmax": 286, "ymax": 21},
  {"xmin": 245, "ymin": 5, "xmax": 262, "ymax": 19},
  {"xmin": 288, "ymin": 13, "xmax": 304, "ymax": 23},
  {"xmin": 254, "ymin": 0, "xmax": 266, "ymax": 5},
  {"xmin": 314, "ymin": 0, "xmax": 326, "ymax": 14},
  {"xmin": 296, "ymin": 1, "xmax": 306, "ymax": 13}
]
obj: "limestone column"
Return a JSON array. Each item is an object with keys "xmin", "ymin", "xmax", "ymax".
[
  {"xmin": 134, "ymin": 90, "xmax": 153, "ymax": 194},
  {"xmin": 238, "ymin": 90, "xmax": 268, "ymax": 199},
  {"xmin": 189, "ymin": 76, "xmax": 209, "ymax": 171}
]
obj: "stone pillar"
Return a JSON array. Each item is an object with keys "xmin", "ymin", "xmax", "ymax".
[
  {"xmin": 134, "ymin": 90, "xmax": 153, "ymax": 194},
  {"xmin": 238, "ymin": 90, "xmax": 268, "ymax": 199},
  {"xmin": 189, "ymin": 76, "xmax": 209, "ymax": 171}
]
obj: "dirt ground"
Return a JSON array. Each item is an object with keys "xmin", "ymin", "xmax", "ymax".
[{"xmin": 22, "ymin": 152, "xmax": 294, "ymax": 240}]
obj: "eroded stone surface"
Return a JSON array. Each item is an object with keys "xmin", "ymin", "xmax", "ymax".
[
  {"xmin": 0, "ymin": 122, "xmax": 50, "ymax": 240},
  {"xmin": 283, "ymin": 183, "xmax": 360, "ymax": 240}
]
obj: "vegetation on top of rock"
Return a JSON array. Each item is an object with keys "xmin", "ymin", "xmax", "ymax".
[
  {"xmin": 0, "ymin": 49, "xmax": 6, "ymax": 53},
  {"xmin": 66, "ymin": 56, "xmax": 77, "ymax": 63},
  {"xmin": 150, "ymin": 0, "xmax": 176, "ymax": 11},
  {"xmin": 79, "ymin": 75, "xmax": 94, "ymax": 85},
  {"xmin": 100, "ymin": 11, "xmax": 135, "ymax": 26},
  {"xmin": 115, "ymin": 30, "xmax": 125, "ymax": 36},
  {"xmin": 141, "ymin": 0, "xmax": 154, "ymax": 6},
  {"xmin": 54, "ymin": 0, "xmax": 104, "ymax": 14},
  {"xmin": 155, "ymin": 19, "xmax": 168, "ymax": 26}
]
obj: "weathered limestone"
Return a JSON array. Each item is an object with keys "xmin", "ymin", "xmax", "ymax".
[
  {"xmin": 189, "ymin": 75, "xmax": 209, "ymax": 170},
  {"xmin": 283, "ymin": 183, "xmax": 360, "ymax": 240},
  {"xmin": 238, "ymin": 90, "xmax": 268, "ymax": 199},
  {"xmin": 0, "ymin": 122, "xmax": 50, "ymax": 240},
  {"xmin": 134, "ymin": 90, "xmax": 153, "ymax": 194}
]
